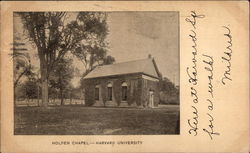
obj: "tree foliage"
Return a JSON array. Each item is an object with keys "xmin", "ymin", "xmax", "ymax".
[
  {"xmin": 159, "ymin": 77, "xmax": 179, "ymax": 104},
  {"xmin": 23, "ymin": 80, "xmax": 38, "ymax": 99},
  {"xmin": 18, "ymin": 12, "xmax": 84, "ymax": 71},
  {"xmin": 71, "ymin": 12, "xmax": 115, "ymax": 77},
  {"xmin": 49, "ymin": 58, "xmax": 74, "ymax": 105},
  {"xmin": 159, "ymin": 77, "xmax": 178, "ymax": 94},
  {"xmin": 12, "ymin": 41, "xmax": 35, "ymax": 88},
  {"xmin": 18, "ymin": 12, "xmax": 114, "ymax": 107}
]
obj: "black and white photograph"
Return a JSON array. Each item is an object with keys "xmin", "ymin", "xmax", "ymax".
[
  {"xmin": 13, "ymin": 11, "xmax": 180, "ymax": 135},
  {"xmin": 1, "ymin": 1, "xmax": 249, "ymax": 153}
]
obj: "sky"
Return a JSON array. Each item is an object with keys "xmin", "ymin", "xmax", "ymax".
[
  {"xmin": 14, "ymin": 12, "xmax": 179, "ymax": 87},
  {"xmin": 107, "ymin": 12, "xmax": 179, "ymax": 85}
]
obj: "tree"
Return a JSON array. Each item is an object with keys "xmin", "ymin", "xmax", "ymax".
[
  {"xmin": 18, "ymin": 12, "xmax": 109, "ymax": 107},
  {"xmin": 48, "ymin": 86, "xmax": 58, "ymax": 104},
  {"xmin": 12, "ymin": 41, "xmax": 31, "ymax": 87},
  {"xmin": 22, "ymin": 79, "xmax": 38, "ymax": 106},
  {"xmin": 49, "ymin": 58, "xmax": 74, "ymax": 105},
  {"xmin": 159, "ymin": 77, "xmax": 177, "ymax": 93},
  {"xmin": 159, "ymin": 77, "xmax": 179, "ymax": 104},
  {"xmin": 11, "ymin": 41, "xmax": 35, "ymax": 106},
  {"xmin": 102, "ymin": 55, "xmax": 115, "ymax": 65},
  {"xmin": 71, "ymin": 12, "xmax": 115, "ymax": 77}
]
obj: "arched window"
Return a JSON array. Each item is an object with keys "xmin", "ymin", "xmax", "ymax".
[
  {"xmin": 95, "ymin": 85, "xmax": 100, "ymax": 100},
  {"xmin": 122, "ymin": 82, "xmax": 128, "ymax": 101},
  {"xmin": 107, "ymin": 82, "xmax": 112, "ymax": 101}
]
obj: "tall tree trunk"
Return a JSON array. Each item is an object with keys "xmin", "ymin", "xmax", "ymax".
[
  {"xmin": 41, "ymin": 78, "xmax": 49, "ymax": 107},
  {"xmin": 40, "ymin": 56, "xmax": 49, "ymax": 107}
]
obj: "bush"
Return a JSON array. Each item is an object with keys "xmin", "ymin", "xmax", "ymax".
[{"xmin": 159, "ymin": 91, "xmax": 179, "ymax": 105}]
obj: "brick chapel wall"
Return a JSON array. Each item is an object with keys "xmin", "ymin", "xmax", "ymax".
[{"xmin": 83, "ymin": 73, "xmax": 143, "ymax": 107}]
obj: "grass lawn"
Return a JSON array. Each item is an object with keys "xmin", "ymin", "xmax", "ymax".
[{"xmin": 14, "ymin": 106, "xmax": 179, "ymax": 135}]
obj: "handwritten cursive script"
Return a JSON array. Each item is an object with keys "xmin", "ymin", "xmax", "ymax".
[
  {"xmin": 202, "ymin": 54, "xmax": 220, "ymax": 140},
  {"xmin": 202, "ymin": 54, "xmax": 214, "ymax": 98},
  {"xmin": 185, "ymin": 11, "xmax": 205, "ymax": 29},
  {"xmin": 221, "ymin": 26, "xmax": 233, "ymax": 85},
  {"xmin": 188, "ymin": 106, "xmax": 199, "ymax": 136},
  {"xmin": 203, "ymin": 113, "xmax": 220, "ymax": 140},
  {"xmin": 186, "ymin": 11, "xmax": 205, "ymax": 136}
]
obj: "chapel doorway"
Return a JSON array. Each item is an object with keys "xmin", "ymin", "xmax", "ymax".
[{"xmin": 149, "ymin": 90, "xmax": 154, "ymax": 108}]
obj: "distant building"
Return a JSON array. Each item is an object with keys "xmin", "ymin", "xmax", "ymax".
[{"xmin": 83, "ymin": 57, "xmax": 161, "ymax": 108}]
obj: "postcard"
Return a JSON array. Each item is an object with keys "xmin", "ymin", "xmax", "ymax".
[{"xmin": 0, "ymin": 1, "xmax": 249, "ymax": 152}]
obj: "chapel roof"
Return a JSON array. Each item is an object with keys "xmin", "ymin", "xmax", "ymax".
[{"xmin": 83, "ymin": 58, "xmax": 161, "ymax": 79}]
